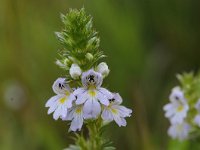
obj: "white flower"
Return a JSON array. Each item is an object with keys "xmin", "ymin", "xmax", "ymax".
[
  {"xmin": 169, "ymin": 86, "xmax": 185, "ymax": 103},
  {"xmin": 62, "ymin": 105, "xmax": 84, "ymax": 132},
  {"xmin": 163, "ymin": 101, "xmax": 189, "ymax": 124},
  {"xmin": 163, "ymin": 87, "xmax": 189, "ymax": 124},
  {"xmin": 96, "ymin": 62, "xmax": 110, "ymax": 77},
  {"xmin": 69, "ymin": 64, "xmax": 82, "ymax": 79},
  {"xmin": 45, "ymin": 78, "xmax": 76, "ymax": 120},
  {"xmin": 168, "ymin": 122, "xmax": 191, "ymax": 141},
  {"xmin": 194, "ymin": 99, "xmax": 200, "ymax": 126},
  {"xmin": 101, "ymin": 93, "xmax": 132, "ymax": 127},
  {"xmin": 73, "ymin": 69, "xmax": 113, "ymax": 119}
]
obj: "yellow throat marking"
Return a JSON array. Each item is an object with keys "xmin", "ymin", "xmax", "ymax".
[
  {"xmin": 59, "ymin": 91, "xmax": 70, "ymax": 104},
  {"xmin": 75, "ymin": 107, "xmax": 82, "ymax": 114},
  {"xmin": 59, "ymin": 97, "xmax": 67, "ymax": 104},
  {"xmin": 177, "ymin": 105, "xmax": 183, "ymax": 112},
  {"xmin": 88, "ymin": 90, "xmax": 96, "ymax": 97},
  {"xmin": 111, "ymin": 108, "xmax": 118, "ymax": 114}
]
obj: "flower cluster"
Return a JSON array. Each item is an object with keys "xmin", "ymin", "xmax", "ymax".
[
  {"xmin": 45, "ymin": 63, "xmax": 132, "ymax": 132},
  {"xmin": 163, "ymin": 72, "xmax": 200, "ymax": 141},
  {"xmin": 45, "ymin": 8, "xmax": 133, "ymax": 149},
  {"xmin": 163, "ymin": 87, "xmax": 190, "ymax": 140}
]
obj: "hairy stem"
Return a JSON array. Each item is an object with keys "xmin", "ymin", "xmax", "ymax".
[{"xmin": 87, "ymin": 120, "xmax": 102, "ymax": 150}]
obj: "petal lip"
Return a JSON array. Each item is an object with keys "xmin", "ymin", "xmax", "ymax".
[
  {"xmin": 65, "ymin": 94, "xmax": 76, "ymax": 108},
  {"xmin": 76, "ymin": 92, "xmax": 88, "ymax": 105},
  {"xmin": 98, "ymin": 88, "xmax": 113, "ymax": 99},
  {"xmin": 68, "ymin": 106, "xmax": 84, "ymax": 132},
  {"xmin": 112, "ymin": 93, "xmax": 123, "ymax": 105},
  {"xmin": 47, "ymin": 103, "xmax": 58, "ymax": 114},
  {"xmin": 114, "ymin": 105, "xmax": 132, "ymax": 117},
  {"xmin": 113, "ymin": 115, "xmax": 127, "ymax": 127},
  {"xmin": 73, "ymin": 88, "xmax": 86, "ymax": 96},
  {"xmin": 83, "ymin": 99, "xmax": 101, "ymax": 119},
  {"xmin": 97, "ymin": 92, "xmax": 109, "ymax": 106},
  {"xmin": 45, "ymin": 95, "xmax": 61, "ymax": 107},
  {"xmin": 53, "ymin": 107, "xmax": 62, "ymax": 120},
  {"xmin": 101, "ymin": 108, "xmax": 113, "ymax": 121},
  {"xmin": 70, "ymin": 116, "xmax": 83, "ymax": 132}
]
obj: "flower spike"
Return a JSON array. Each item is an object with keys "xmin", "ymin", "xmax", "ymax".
[
  {"xmin": 163, "ymin": 72, "xmax": 200, "ymax": 141},
  {"xmin": 45, "ymin": 8, "xmax": 132, "ymax": 149}
]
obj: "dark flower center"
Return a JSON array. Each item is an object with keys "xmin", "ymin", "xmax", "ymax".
[
  {"xmin": 59, "ymin": 83, "xmax": 65, "ymax": 89},
  {"xmin": 109, "ymin": 98, "xmax": 115, "ymax": 103},
  {"xmin": 88, "ymin": 75, "xmax": 95, "ymax": 82}
]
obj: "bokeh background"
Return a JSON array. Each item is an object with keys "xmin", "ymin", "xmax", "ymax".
[{"xmin": 1, "ymin": 0, "xmax": 200, "ymax": 150}]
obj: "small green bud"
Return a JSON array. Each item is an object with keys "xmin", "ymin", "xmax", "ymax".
[
  {"xmin": 55, "ymin": 59, "xmax": 69, "ymax": 70},
  {"xmin": 85, "ymin": 53, "xmax": 93, "ymax": 61},
  {"xmin": 68, "ymin": 56, "xmax": 80, "ymax": 64},
  {"xmin": 55, "ymin": 59, "xmax": 65, "ymax": 67},
  {"xmin": 64, "ymin": 58, "xmax": 70, "ymax": 65}
]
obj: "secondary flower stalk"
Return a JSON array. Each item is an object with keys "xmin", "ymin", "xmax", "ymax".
[{"xmin": 163, "ymin": 72, "xmax": 200, "ymax": 141}]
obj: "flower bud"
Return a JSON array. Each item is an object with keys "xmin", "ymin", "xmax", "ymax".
[
  {"xmin": 68, "ymin": 56, "xmax": 80, "ymax": 64},
  {"xmin": 69, "ymin": 64, "xmax": 82, "ymax": 79},
  {"xmin": 64, "ymin": 58, "xmax": 70, "ymax": 65},
  {"xmin": 96, "ymin": 62, "xmax": 110, "ymax": 77},
  {"xmin": 85, "ymin": 53, "xmax": 93, "ymax": 61},
  {"xmin": 55, "ymin": 60, "xmax": 65, "ymax": 68}
]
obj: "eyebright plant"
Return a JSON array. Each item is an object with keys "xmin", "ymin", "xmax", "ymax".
[
  {"xmin": 163, "ymin": 72, "xmax": 200, "ymax": 141},
  {"xmin": 45, "ymin": 8, "xmax": 132, "ymax": 150}
]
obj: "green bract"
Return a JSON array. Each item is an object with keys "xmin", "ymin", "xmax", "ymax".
[{"xmin": 55, "ymin": 8, "xmax": 105, "ymax": 73}]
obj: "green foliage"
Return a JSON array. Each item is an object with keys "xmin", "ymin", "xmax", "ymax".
[
  {"xmin": 177, "ymin": 72, "xmax": 200, "ymax": 106},
  {"xmin": 168, "ymin": 139, "xmax": 189, "ymax": 150},
  {"xmin": 55, "ymin": 8, "xmax": 105, "ymax": 73},
  {"xmin": 176, "ymin": 72, "xmax": 200, "ymax": 134},
  {"xmin": 65, "ymin": 120, "xmax": 115, "ymax": 150},
  {"xmin": 168, "ymin": 136, "xmax": 200, "ymax": 150},
  {"xmin": 2, "ymin": 0, "xmax": 200, "ymax": 149}
]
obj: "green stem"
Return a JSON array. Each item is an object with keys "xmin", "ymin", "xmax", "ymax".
[{"xmin": 87, "ymin": 120, "xmax": 102, "ymax": 150}]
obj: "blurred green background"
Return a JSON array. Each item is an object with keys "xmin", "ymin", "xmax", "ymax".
[{"xmin": 0, "ymin": 0, "xmax": 200, "ymax": 150}]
